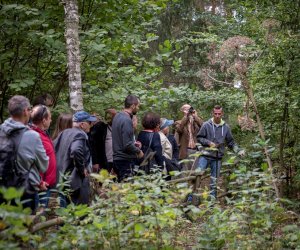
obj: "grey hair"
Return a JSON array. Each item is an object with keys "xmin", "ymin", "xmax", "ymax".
[{"xmin": 8, "ymin": 95, "xmax": 30, "ymax": 117}]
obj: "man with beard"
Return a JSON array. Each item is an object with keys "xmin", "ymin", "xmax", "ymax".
[
  {"xmin": 112, "ymin": 95, "xmax": 144, "ymax": 181},
  {"xmin": 89, "ymin": 109, "xmax": 117, "ymax": 173}
]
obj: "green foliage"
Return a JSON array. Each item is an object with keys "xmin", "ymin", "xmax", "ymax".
[
  {"xmin": 195, "ymin": 149, "xmax": 300, "ymax": 249},
  {"xmin": 37, "ymin": 172, "xmax": 186, "ymax": 249},
  {"xmin": 1, "ymin": 152, "xmax": 300, "ymax": 249},
  {"xmin": 0, "ymin": 188, "xmax": 40, "ymax": 249}
]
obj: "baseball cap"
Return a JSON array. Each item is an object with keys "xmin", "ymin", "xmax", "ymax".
[
  {"xmin": 73, "ymin": 111, "xmax": 97, "ymax": 122},
  {"xmin": 160, "ymin": 118, "xmax": 174, "ymax": 130}
]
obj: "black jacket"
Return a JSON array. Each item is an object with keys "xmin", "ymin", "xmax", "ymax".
[
  {"xmin": 137, "ymin": 131, "xmax": 164, "ymax": 167},
  {"xmin": 89, "ymin": 121, "xmax": 110, "ymax": 167},
  {"xmin": 167, "ymin": 134, "xmax": 179, "ymax": 161}
]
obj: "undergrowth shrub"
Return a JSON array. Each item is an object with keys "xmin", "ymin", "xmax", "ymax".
[
  {"xmin": 195, "ymin": 149, "xmax": 300, "ymax": 250},
  {"xmin": 38, "ymin": 171, "xmax": 189, "ymax": 249}
]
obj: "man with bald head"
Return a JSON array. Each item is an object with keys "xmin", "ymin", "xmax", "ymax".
[{"xmin": 175, "ymin": 104, "xmax": 203, "ymax": 170}]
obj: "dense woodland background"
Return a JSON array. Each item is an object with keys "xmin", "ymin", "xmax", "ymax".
[{"xmin": 0, "ymin": 0, "xmax": 300, "ymax": 249}]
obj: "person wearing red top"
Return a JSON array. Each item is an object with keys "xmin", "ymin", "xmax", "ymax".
[{"xmin": 30, "ymin": 104, "xmax": 57, "ymax": 209}]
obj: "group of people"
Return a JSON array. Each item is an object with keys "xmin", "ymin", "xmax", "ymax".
[{"xmin": 0, "ymin": 94, "xmax": 244, "ymax": 213}]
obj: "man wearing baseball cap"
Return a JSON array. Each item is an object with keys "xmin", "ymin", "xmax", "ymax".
[
  {"xmin": 54, "ymin": 110, "xmax": 96, "ymax": 206},
  {"xmin": 159, "ymin": 118, "xmax": 181, "ymax": 177},
  {"xmin": 159, "ymin": 118, "xmax": 174, "ymax": 161}
]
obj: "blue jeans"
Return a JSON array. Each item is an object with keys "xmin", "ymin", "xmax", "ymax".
[
  {"xmin": 59, "ymin": 192, "xmax": 67, "ymax": 208},
  {"xmin": 197, "ymin": 156, "xmax": 222, "ymax": 198},
  {"xmin": 36, "ymin": 189, "xmax": 51, "ymax": 208}
]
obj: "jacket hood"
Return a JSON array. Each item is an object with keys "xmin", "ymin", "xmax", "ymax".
[
  {"xmin": 209, "ymin": 118, "xmax": 225, "ymax": 126},
  {"xmin": 1, "ymin": 118, "xmax": 27, "ymax": 135}
]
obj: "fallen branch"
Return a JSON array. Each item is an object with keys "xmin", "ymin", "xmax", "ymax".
[
  {"xmin": 31, "ymin": 217, "xmax": 64, "ymax": 233},
  {"xmin": 168, "ymin": 169, "xmax": 233, "ymax": 185},
  {"xmin": 168, "ymin": 176, "xmax": 196, "ymax": 185}
]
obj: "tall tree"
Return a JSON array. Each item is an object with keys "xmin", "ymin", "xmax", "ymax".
[{"xmin": 62, "ymin": 0, "xmax": 83, "ymax": 111}]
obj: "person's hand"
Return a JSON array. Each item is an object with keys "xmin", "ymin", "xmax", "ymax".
[
  {"xmin": 209, "ymin": 142, "xmax": 217, "ymax": 148},
  {"xmin": 192, "ymin": 110, "xmax": 198, "ymax": 117},
  {"xmin": 92, "ymin": 164, "xmax": 100, "ymax": 173},
  {"xmin": 135, "ymin": 141, "xmax": 142, "ymax": 149},
  {"xmin": 39, "ymin": 181, "xmax": 49, "ymax": 191},
  {"xmin": 137, "ymin": 150, "xmax": 144, "ymax": 159},
  {"xmin": 84, "ymin": 168, "xmax": 89, "ymax": 177}
]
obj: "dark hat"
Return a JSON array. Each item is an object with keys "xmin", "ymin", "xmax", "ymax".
[
  {"xmin": 73, "ymin": 111, "xmax": 97, "ymax": 122},
  {"xmin": 160, "ymin": 118, "xmax": 174, "ymax": 130}
]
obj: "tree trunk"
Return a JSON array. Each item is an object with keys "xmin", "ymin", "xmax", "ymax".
[
  {"xmin": 211, "ymin": 0, "xmax": 216, "ymax": 15},
  {"xmin": 242, "ymin": 77, "xmax": 280, "ymax": 199},
  {"xmin": 62, "ymin": 0, "xmax": 83, "ymax": 111},
  {"xmin": 280, "ymin": 61, "xmax": 292, "ymax": 193}
]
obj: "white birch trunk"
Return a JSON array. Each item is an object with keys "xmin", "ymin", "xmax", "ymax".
[{"xmin": 62, "ymin": 0, "xmax": 83, "ymax": 111}]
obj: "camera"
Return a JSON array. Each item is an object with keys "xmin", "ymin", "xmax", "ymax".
[{"xmin": 188, "ymin": 106, "xmax": 195, "ymax": 114}]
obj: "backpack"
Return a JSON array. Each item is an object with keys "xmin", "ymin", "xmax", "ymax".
[{"xmin": 0, "ymin": 125, "xmax": 27, "ymax": 188}]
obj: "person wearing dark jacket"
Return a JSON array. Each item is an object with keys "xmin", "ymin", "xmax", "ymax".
[
  {"xmin": 89, "ymin": 109, "xmax": 117, "ymax": 173},
  {"xmin": 197, "ymin": 105, "xmax": 245, "ymax": 198},
  {"xmin": 167, "ymin": 134, "xmax": 179, "ymax": 161},
  {"xmin": 54, "ymin": 111, "xmax": 96, "ymax": 206},
  {"xmin": 137, "ymin": 112, "xmax": 164, "ymax": 173},
  {"xmin": 112, "ymin": 95, "xmax": 143, "ymax": 181}
]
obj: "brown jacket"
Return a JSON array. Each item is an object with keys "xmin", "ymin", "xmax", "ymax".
[{"xmin": 175, "ymin": 115, "xmax": 203, "ymax": 159}]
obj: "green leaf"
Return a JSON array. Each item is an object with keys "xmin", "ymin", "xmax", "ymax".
[
  {"xmin": 1, "ymin": 187, "xmax": 24, "ymax": 200},
  {"xmin": 134, "ymin": 223, "xmax": 145, "ymax": 233},
  {"xmin": 261, "ymin": 163, "xmax": 268, "ymax": 171}
]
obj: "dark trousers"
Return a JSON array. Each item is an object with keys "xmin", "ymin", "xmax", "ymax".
[
  {"xmin": 70, "ymin": 177, "xmax": 90, "ymax": 205},
  {"xmin": 21, "ymin": 192, "xmax": 37, "ymax": 214},
  {"xmin": 103, "ymin": 162, "xmax": 114, "ymax": 173},
  {"xmin": 113, "ymin": 160, "xmax": 135, "ymax": 182}
]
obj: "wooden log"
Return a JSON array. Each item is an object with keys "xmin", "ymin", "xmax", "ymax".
[
  {"xmin": 167, "ymin": 176, "xmax": 196, "ymax": 184},
  {"xmin": 31, "ymin": 217, "xmax": 64, "ymax": 233}
]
